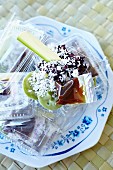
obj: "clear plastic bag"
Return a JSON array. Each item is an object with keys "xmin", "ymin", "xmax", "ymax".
[
  {"xmin": 56, "ymin": 34, "xmax": 108, "ymax": 86},
  {"xmin": 0, "ymin": 113, "xmax": 61, "ymax": 155},
  {"xmin": 57, "ymin": 34, "xmax": 108, "ymax": 103},
  {"xmin": 0, "ymin": 15, "xmax": 45, "ymax": 74},
  {"xmin": 0, "ymin": 73, "xmax": 34, "ymax": 120},
  {"xmin": 44, "ymin": 34, "xmax": 108, "ymax": 102}
]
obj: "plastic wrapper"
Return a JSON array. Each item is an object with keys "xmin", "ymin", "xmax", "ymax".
[
  {"xmin": 37, "ymin": 102, "xmax": 88, "ymax": 132},
  {"xmin": 0, "ymin": 73, "xmax": 34, "ymax": 120},
  {"xmin": 0, "ymin": 15, "xmax": 45, "ymax": 74},
  {"xmin": 55, "ymin": 34, "xmax": 108, "ymax": 101},
  {"xmin": 58, "ymin": 34, "xmax": 107, "ymax": 80},
  {"xmin": 0, "ymin": 113, "xmax": 61, "ymax": 155}
]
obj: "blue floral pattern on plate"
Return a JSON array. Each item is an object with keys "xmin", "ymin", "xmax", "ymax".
[{"xmin": 51, "ymin": 116, "xmax": 93, "ymax": 150}]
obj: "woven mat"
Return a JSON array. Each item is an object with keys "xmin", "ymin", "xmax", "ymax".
[{"xmin": 0, "ymin": 0, "xmax": 113, "ymax": 169}]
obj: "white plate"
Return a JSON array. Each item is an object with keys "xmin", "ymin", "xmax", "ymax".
[{"xmin": 0, "ymin": 16, "xmax": 113, "ymax": 168}]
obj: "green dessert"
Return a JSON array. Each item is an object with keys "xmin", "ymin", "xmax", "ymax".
[{"xmin": 23, "ymin": 72, "xmax": 38, "ymax": 100}]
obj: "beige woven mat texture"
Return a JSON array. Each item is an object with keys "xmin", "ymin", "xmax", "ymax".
[{"xmin": 0, "ymin": 0, "xmax": 113, "ymax": 169}]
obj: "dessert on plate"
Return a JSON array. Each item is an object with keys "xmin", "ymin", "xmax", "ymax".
[{"xmin": 17, "ymin": 31, "xmax": 101, "ymax": 110}]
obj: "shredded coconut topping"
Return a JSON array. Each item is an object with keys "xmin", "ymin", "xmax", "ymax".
[{"xmin": 29, "ymin": 45, "xmax": 89, "ymax": 97}]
